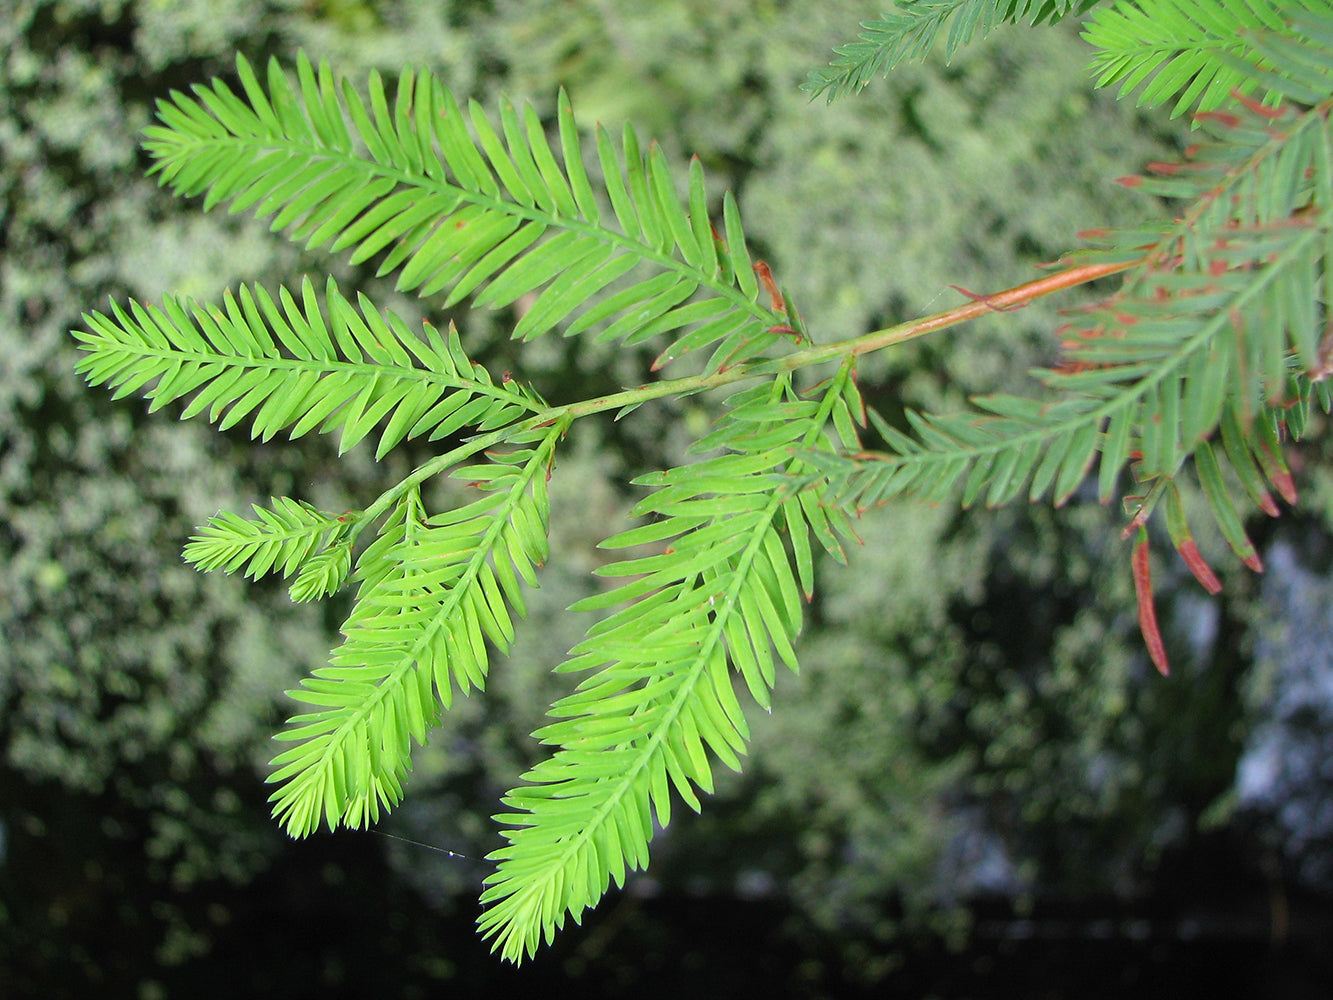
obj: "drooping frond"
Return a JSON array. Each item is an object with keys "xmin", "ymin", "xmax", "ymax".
[
  {"xmin": 476, "ymin": 366, "xmax": 863, "ymax": 963},
  {"xmin": 267, "ymin": 426, "xmax": 561, "ymax": 837},
  {"xmin": 804, "ymin": 0, "xmax": 1101, "ymax": 102},
  {"xmin": 808, "ymin": 86, "xmax": 1332, "ymax": 574},
  {"xmin": 74, "ymin": 276, "xmax": 541, "ymax": 457},
  {"xmin": 1083, "ymin": 0, "xmax": 1323, "ymax": 117},
  {"xmin": 140, "ymin": 53, "xmax": 794, "ymax": 372}
]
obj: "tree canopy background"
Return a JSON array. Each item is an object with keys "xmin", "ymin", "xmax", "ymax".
[{"xmin": 3, "ymin": 0, "xmax": 1331, "ymax": 995}]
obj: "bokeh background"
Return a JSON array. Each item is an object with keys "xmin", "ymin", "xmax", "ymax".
[{"xmin": 3, "ymin": 1, "xmax": 1332, "ymax": 996}]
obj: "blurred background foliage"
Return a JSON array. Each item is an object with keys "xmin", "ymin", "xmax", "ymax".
[{"xmin": 3, "ymin": 0, "xmax": 1332, "ymax": 995}]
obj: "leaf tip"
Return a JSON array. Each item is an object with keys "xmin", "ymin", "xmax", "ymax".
[
  {"xmin": 1176, "ymin": 539, "xmax": 1223, "ymax": 595},
  {"xmin": 1132, "ymin": 533, "xmax": 1169, "ymax": 676}
]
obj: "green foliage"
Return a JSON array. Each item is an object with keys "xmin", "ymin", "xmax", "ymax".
[
  {"xmin": 70, "ymin": 0, "xmax": 1333, "ymax": 965},
  {"xmin": 75, "ymin": 277, "xmax": 542, "ymax": 457},
  {"xmin": 804, "ymin": 0, "xmax": 1103, "ymax": 101},
  {"xmin": 182, "ymin": 496, "xmax": 352, "ymax": 584},
  {"xmin": 139, "ymin": 54, "xmax": 789, "ymax": 369},
  {"xmin": 810, "ymin": 65, "xmax": 1333, "ymax": 652},
  {"xmin": 269, "ymin": 431, "xmax": 560, "ymax": 839},
  {"xmin": 478, "ymin": 369, "xmax": 860, "ymax": 958},
  {"xmin": 1083, "ymin": 0, "xmax": 1326, "ymax": 116},
  {"xmin": 815, "ymin": 83, "xmax": 1333, "ymax": 511}
]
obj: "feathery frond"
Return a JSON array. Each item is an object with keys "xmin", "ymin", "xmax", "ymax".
[
  {"xmin": 74, "ymin": 276, "xmax": 540, "ymax": 457},
  {"xmin": 140, "ymin": 53, "xmax": 792, "ymax": 372},
  {"xmin": 804, "ymin": 0, "xmax": 1100, "ymax": 102},
  {"xmin": 476, "ymin": 365, "xmax": 863, "ymax": 962},
  {"xmin": 1083, "ymin": 0, "xmax": 1322, "ymax": 117},
  {"xmin": 811, "ymin": 86, "xmax": 1332, "ymax": 573},
  {"xmin": 267, "ymin": 426, "xmax": 561, "ymax": 837}
]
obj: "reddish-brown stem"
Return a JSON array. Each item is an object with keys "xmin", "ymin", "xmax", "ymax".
[
  {"xmin": 862, "ymin": 259, "xmax": 1138, "ymax": 347},
  {"xmin": 594, "ymin": 257, "xmax": 1144, "ymax": 410},
  {"xmin": 772, "ymin": 258, "xmax": 1139, "ymax": 370}
]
